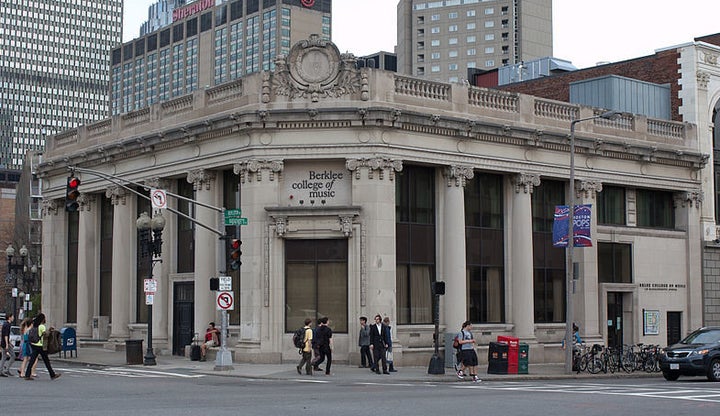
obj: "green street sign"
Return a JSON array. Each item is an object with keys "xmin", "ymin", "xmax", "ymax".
[
  {"xmin": 224, "ymin": 208, "xmax": 242, "ymax": 219},
  {"xmin": 225, "ymin": 217, "xmax": 248, "ymax": 226}
]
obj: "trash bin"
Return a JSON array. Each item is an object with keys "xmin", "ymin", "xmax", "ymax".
[
  {"xmin": 487, "ymin": 341, "xmax": 508, "ymax": 374},
  {"xmin": 518, "ymin": 343, "xmax": 529, "ymax": 374},
  {"xmin": 59, "ymin": 327, "xmax": 77, "ymax": 358},
  {"xmin": 125, "ymin": 339, "xmax": 143, "ymax": 365},
  {"xmin": 498, "ymin": 336, "xmax": 519, "ymax": 374}
]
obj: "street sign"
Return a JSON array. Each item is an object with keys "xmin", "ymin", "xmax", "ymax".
[
  {"xmin": 225, "ymin": 217, "xmax": 248, "ymax": 226},
  {"xmin": 224, "ymin": 208, "xmax": 242, "ymax": 218},
  {"xmin": 144, "ymin": 278, "xmax": 157, "ymax": 293},
  {"xmin": 218, "ymin": 276, "xmax": 232, "ymax": 291},
  {"xmin": 151, "ymin": 189, "xmax": 167, "ymax": 209},
  {"xmin": 216, "ymin": 291, "xmax": 234, "ymax": 310},
  {"xmin": 145, "ymin": 294, "xmax": 154, "ymax": 305}
]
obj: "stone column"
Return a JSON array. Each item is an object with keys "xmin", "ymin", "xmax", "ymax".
[
  {"xmin": 510, "ymin": 173, "xmax": 540, "ymax": 341},
  {"xmin": 75, "ymin": 194, "xmax": 97, "ymax": 339},
  {"xmin": 574, "ymin": 180, "xmax": 603, "ymax": 341},
  {"xmin": 40, "ymin": 199, "xmax": 66, "ymax": 325},
  {"xmin": 187, "ymin": 169, "xmax": 219, "ymax": 336},
  {"xmin": 675, "ymin": 190, "xmax": 704, "ymax": 330},
  {"xmin": 442, "ymin": 166, "xmax": 474, "ymax": 330},
  {"xmin": 233, "ymin": 160, "xmax": 284, "ymax": 348},
  {"xmin": 107, "ymin": 186, "xmax": 134, "ymax": 340}
]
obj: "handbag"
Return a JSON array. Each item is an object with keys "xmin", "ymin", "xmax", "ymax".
[{"xmin": 386, "ymin": 350, "xmax": 394, "ymax": 362}]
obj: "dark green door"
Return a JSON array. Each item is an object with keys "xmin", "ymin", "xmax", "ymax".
[{"xmin": 173, "ymin": 282, "xmax": 194, "ymax": 355}]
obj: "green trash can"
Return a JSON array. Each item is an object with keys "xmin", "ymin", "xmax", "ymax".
[
  {"xmin": 125, "ymin": 339, "xmax": 144, "ymax": 365},
  {"xmin": 518, "ymin": 343, "xmax": 529, "ymax": 374}
]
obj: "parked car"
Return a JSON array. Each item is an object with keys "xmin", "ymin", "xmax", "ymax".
[
  {"xmin": 659, "ymin": 327, "xmax": 720, "ymax": 381},
  {"xmin": 10, "ymin": 326, "xmax": 21, "ymax": 358}
]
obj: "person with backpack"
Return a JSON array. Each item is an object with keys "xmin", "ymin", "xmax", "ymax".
[
  {"xmin": 23, "ymin": 313, "xmax": 61, "ymax": 381},
  {"xmin": 295, "ymin": 318, "xmax": 313, "ymax": 375},
  {"xmin": 456, "ymin": 321, "xmax": 480, "ymax": 383}
]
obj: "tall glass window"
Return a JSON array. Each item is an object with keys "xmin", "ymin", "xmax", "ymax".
[
  {"xmin": 229, "ymin": 21, "xmax": 244, "ymax": 79},
  {"xmin": 636, "ymin": 189, "xmax": 674, "ymax": 229},
  {"xmin": 532, "ymin": 180, "xmax": 566, "ymax": 323},
  {"xmin": 465, "ymin": 172, "xmax": 504, "ymax": 323},
  {"xmin": 597, "ymin": 185, "xmax": 626, "ymax": 225},
  {"xmin": 285, "ymin": 239, "xmax": 348, "ymax": 333},
  {"xmin": 67, "ymin": 211, "xmax": 79, "ymax": 323},
  {"xmin": 100, "ymin": 196, "xmax": 114, "ymax": 317},
  {"xmin": 214, "ymin": 27, "xmax": 228, "ymax": 85},
  {"xmin": 598, "ymin": 243, "xmax": 632, "ymax": 283},
  {"xmin": 177, "ymin": 179, "xmax": 195, "ymax": 273},
  {"xmin": 396, "ymin": 166, "xmax": 436, "ymax": 325}
]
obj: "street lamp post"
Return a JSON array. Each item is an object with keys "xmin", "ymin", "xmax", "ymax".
[
  {"xmin": 5, "ymin": 244, "xmax": 28, "ymax": 325},
  {"xmin": 136, "ymin": 211, "xmax": 165, "ymax": 366},
  {"xmin": 565, "ymin": 110, "xmax": 621, "ymax": 374}
]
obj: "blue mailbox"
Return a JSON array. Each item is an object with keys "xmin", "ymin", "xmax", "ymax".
[{"xmin": 59, "ymin": 327, "xmax": 77, "ymax": 358}]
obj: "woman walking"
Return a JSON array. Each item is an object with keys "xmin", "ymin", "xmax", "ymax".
[
  {"xmin": 17, "ymin": 317, "xmax": 37, "ymax": 378},
  {"xmin": 456, "ymin": 321, "xmax": 480, "ymax": 383},
  {"xmin": 24, "ymin": 313, "xmax": 60, "ymax": 381}
]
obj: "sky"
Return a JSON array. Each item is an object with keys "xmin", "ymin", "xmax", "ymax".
[{"xmin": 122, "ymin": 0, "xmax": 719, "ymax": 69}]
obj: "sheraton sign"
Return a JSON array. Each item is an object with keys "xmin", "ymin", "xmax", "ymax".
[{"xmin": 173, "ymin": 0, "xmax": 214, "ymax": 22}]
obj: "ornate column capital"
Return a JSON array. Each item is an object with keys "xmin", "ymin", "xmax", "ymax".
[
  {"xmin": 42, "ymin": 199, "xmax": 58, "ymax": 217},
  {"xmin": 105, "ymin": 185, "xmax": 129, "ymax": 205},
  {"xmin": 144, "ymin": 177, "xmax": 173, "ymax": 190},
  {"xmin": 233, "ymin": 159, "xmax": 284, "ymax": 183},
  {"xmin": 674, "ymin": 190, "xmax": 704, "ymax": 208},
  {"xmin": 187, "ymin": 169, "xmax": 216, "ymax": 191},
  {"xmin": 443, "ymin": 165, "xmax": 474, "ymax": 187},
  {"xmin": 511, "ymin": 173, "xmax": 541, "ymax": 194},
  {"xmin": 577, "ymin": 180, "xmax": 603, "ymax": 200},
  {"xmin": 345, "ymin": 157, "xmax": 403, "ymax": 180},
  {"xmin": 77, "ymin": 193, "xmax": 96, "ymax": 212},
  {"xmin": 697, "ymin": 71, "xmax": 710, "ymax": 90}
]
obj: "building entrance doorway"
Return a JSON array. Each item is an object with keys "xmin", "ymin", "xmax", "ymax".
[
  {"xmin": 607, "ymin": 292, "xmax": 624, "ymax": 348},
  {"xmin": 172, "ymin": 282, "xmax": 194, "ymax": 355},
  {"xmin": 667, "ymin": 311, "xmax": 682, "ymax": 346}
]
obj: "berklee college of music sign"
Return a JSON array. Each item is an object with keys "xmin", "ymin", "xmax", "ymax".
[{"xmin": 284, "ymin": 161, "xmax": 350, "ymax": 206}]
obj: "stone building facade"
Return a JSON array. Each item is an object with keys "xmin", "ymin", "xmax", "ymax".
[{"xmin": 37, "ymin": 37, "xmax": 707, "ymax": 364}]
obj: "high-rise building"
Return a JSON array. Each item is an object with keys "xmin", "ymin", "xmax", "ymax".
[
  {"xmin": 396, "ymin": 0, "xmax": 552, "ymax": 82},
  {"xmin": 111, "ymin": 0, "xmax": 331, "ymax": 116},
  {"xmin": 139, "ymin": 0, "xmax": 189, "ymax": 37},
  {"xmin": 0, "ymin": 1, "xmax": 123, "ymax": 169}
]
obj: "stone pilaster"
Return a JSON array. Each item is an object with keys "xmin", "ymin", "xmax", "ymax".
[
  {"xmin": 106, "ymin": 185, "xmax": 134, "ymax": 340},
  {"xmin": 442, "ymin": 166, "xmax": 474, "ymax": 332},
  {"xmin": 75, "ymin": 194, "xmax": 97, "ymax": 339},
  {"xmin": 232, "ymin": 160, "xmax": 283, "ymax": 344},
  {"xmin": 510, "ymin": 173, "xmax": 540, "ymax": 341},
  {"xmin": 675, "ymin": 190, "xmax": 704, "ymax": 330},
  {"xmin": 187, "ymin": 169, "xmax": 218, "ymax": 337},
  {"xmin": 41, "ymin": 199, "xmax": 66, "ymax": 326},
  {"xmin": 574, "ymin": 180, "xmax": 603, "ymax": 342}
]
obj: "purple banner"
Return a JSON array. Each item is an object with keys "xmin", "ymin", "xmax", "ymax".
[{"xmin": 553, "ymin": 204, "xmax": 593, "ymax": 248}]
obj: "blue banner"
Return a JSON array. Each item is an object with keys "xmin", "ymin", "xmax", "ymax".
[{"xmin": 553, "ymin": 204, "xmax": 593, "ymax": 248}]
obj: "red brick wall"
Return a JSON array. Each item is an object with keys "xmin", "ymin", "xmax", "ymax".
[
  {"xmin": 695, "ymin": 33, "xmax": 720, "ymax": 46},
  {"xmin": 496, "ymin": 50, "xmax": 684, "ymax": 121}
]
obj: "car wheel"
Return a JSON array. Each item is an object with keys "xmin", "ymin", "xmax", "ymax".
[
  {"xmin": 707, "ymin": 358, "xmax": 720, "ymax": 382},
  {"xmin": 662, "ymin": 370, "xmax": 680, "ymax": 381}
]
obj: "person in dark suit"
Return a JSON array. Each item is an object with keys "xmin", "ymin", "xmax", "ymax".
[{"xmin": 368, "ymin": 314, "xmax": 389, "ymax": 374}]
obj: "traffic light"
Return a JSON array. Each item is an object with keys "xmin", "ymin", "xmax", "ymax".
[
  {"xmin": 65, "ymin": 175, "xmax": 81, "ymax": 212},
  {"xmin": 229, "ymin": 239, "xmax": 242, "ymax": 270}
]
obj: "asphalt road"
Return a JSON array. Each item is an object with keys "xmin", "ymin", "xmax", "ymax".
[{"xmin": 1, "ymin": 364, "xmax": 718, "ymax": 416}]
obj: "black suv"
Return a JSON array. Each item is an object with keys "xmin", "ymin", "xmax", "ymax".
[{"xmin": 660, "ymin": 327, "xmax": 720, "ymax": 381}]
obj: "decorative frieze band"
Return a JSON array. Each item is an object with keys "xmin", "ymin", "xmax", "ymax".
[
  {"xmin": 443, "ymin": 165, "xmax": 474, "ymax": 187},
  {"xmin": 345, "ymin": 157, "xmax": 403, "ymax": 181},
  {"xmin": 576, "ymin": 180, "xmax": 603, "ymax": 200},
  {"xmin": 512, "ymin": 173, "xmax": 541, "ymax": 194},
  {"xmin": 187, "ymin": 169, "xmax": 216, "ymax": 191},
  {"xmin": 674, "ymin": 190, "xmax": 704, "ymax": 208},
  {"xmin": 105, "ymin": 185, "xmax": 128, "ymax": 205},
  {"xmin": 233, "ymin": 160, "xmax": 284, "ymax": 183}
]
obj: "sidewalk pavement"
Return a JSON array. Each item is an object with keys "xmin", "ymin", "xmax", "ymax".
[{"xmin": 51, "ymin": 346, "xmax": 663, "ymax": 383}]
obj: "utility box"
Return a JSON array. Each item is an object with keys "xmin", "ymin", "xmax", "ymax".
[
  {"xmin": 487, "ymin": 341, "xmax": 509, "ymax": 374},
  {"xmin": 92, "ymin": 316, "xmax": 110, "ymax": 340}
]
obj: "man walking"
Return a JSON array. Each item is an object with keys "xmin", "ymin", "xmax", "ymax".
[
  {"xmin": 296, "ymin": 318, "xmax": 314, "ymax": 375},
  {"xmin": 358, "ymin": 316, "xmax": 372, "ymax": 368},
  {"xmin": 369, "ymin": 314, "xmax": 389, "ymax": 374},
  {"xmin": 313, "ymin": 317, "xmax": 333, "ymax": 375},
  {"xmin": 0, "ymin": 312, "xmax": 15, "ymax": 377}
]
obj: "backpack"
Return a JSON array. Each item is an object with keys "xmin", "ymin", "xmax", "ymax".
[
  {"xmin": 292, "ymin": 327, "xmax": 307, "ymax": 349},
  {"xmin": 45, "ymin": 329, "xmax": 62, "ymax": 354},
  {"xmin": 28, "ymin": 327, "xmax": 40, "ymax": 344},
  {"xmin": 453, "ymin": 334, "xmax": 460, "ymax": 349}
]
